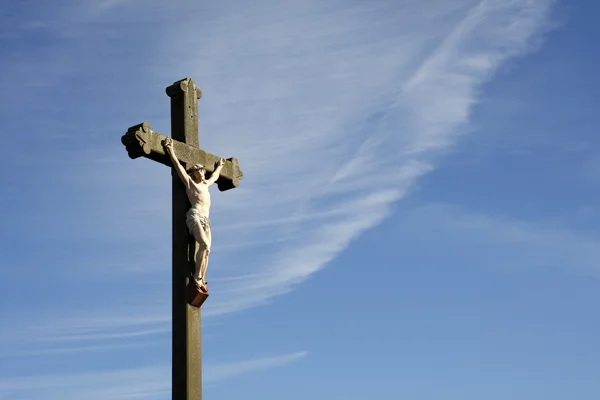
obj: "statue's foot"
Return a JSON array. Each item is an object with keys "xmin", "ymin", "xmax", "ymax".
[{"xmin": 195, "ymin": 278, "xmax": 208, "ymax": 294}]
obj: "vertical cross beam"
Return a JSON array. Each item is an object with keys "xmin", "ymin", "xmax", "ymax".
[{"xmin": 166, "ymin": 78, "xmax": 204, "ymax": 400}]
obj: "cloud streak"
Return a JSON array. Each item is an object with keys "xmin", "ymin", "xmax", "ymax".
[
  {"xmin": 0, "ymin": 0, "xmax": 556, "ymax": 318},
  {"xmin": 155, "ymin": 0, "xmax": 555, "ymax": 316},
  {"xmin": 0, "ymin": 352, "xmax": 306, "ymax": 400},
  {"xmin": 0, "ymin": 0, "xmax": 557, "ymax": 395},
  {"xmin": 401, "ymin": 204, "xmax": 600, "ymax": 277},
  {"xmin": 10, "ymin": 0, "xmax": 553, "ymax": 317},
  {"xmin": 205, "ymin": 351, "xmax": 307, "ymax": 383},
  {"xmin": 0, "ymin": 310, "xmax": 170, "ymax": 357}
]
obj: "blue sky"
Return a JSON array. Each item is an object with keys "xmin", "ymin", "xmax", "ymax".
[{"xmin": 1, "ymin": 0, "xmax": 599, "ymax": 399}]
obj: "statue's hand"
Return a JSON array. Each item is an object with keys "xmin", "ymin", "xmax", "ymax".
[
  {"xmin": 216, "ymin": 158, "xmax": 225, "ymax": 168},
  {"xmin": 163, "ymin": 138, "xmax": 173, "ymax": 152}
]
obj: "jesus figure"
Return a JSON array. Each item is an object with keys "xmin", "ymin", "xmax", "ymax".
[{"xmin": 163, "ymin": 137, "xmax": 224, "ymax": 293}]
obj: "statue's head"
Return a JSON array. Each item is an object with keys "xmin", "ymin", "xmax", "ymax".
[{"xmin": 187, "ymin": 164, "xmax": 206, "ymax": 183}]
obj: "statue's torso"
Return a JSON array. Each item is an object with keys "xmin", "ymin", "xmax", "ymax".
[{"xmin": 187, "ymin": 180, "xmax": 211, "ymax": 217}]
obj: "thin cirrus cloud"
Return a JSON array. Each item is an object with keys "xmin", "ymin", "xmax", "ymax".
[
  {"xmin": 0, "ymin": 311, "xmax": 171, "ymax": 357},
  {"xmin": 3, "ymin": 0, "xmax": 556, "ymax": 341},
  {"xmin": 5, "ymin": 0, "xmax": 555, "ymax": 311},
  {"xmin": 0, "ymin": 0, "xmax": 557, "ymax": 395},
  {"xmin": 155, "ymin": 0, "xmax": 556, "ymax": 317},
  {"xmin": 398, "ymin": 204, "xmax": 600, "ymax": 276},
  {"xmin": 0, "ymin": 352, "xmax": 306, "ymax": 400}
]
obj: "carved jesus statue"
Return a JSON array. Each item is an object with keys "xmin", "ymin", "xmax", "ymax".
[{"xmin": 163, "ymin": 137, "xmax": 224, "ymax": 293}]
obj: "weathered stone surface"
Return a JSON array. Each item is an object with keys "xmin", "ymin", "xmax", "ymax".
[
  {"xmin": 121, "ymin": 77, "xmax": 242, "ymax": 400},
  {"xmin": 166, "ymin": 77, "xmax": 203, "ymax": 100},
  {"xmin": 170, "ymin": 78, "xmax": 203, "ymax": 400},
  {"xmin": 121, "ymin": 122, "xmax": 243, "ymax": 191}
]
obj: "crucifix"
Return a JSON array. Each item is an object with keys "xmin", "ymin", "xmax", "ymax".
[{"xmin": 121, "ymin": 77, "xmax": 243, "ymax": 400}]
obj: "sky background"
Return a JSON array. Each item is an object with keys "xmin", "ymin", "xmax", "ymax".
[{"xmin": 1, "ymin": 0, "xmax": 599, "ymax": 399}]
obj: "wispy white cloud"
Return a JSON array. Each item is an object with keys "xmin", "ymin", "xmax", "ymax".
[
  {"xmin": 205, "ymin": 351, "xmax": 307, "ymax": 383},
  {"xmin": 94, "ymin": 0, "xmax": 136, "ymax": 12},
  {"xmin": 0, "ymin": 0, "xmax": 557, "ymax": 393},
  {"xmin": 401, "ymin": 203, "xmax": 600, "ymax": 277},
  {"xmin": 0, "ymin": 352, "xmax": 306, "ymax": 400},
  {"xmin": 0, "ymin": 365, "xmax": 169, "ymax": 400},
  {"xmin": 1, "ymin": 1, "xmax": 556, "ymax": 315},
  {"xmin": 4, "ymin": 0, "xmax": 555, "ymax": 314},
  {"xmin": 0, "ymin": 310, "xmax": 170, "ymax": 357},
  {"xmin": 150, "ymin": 0, "xmax": 555, "ymax": 315}
]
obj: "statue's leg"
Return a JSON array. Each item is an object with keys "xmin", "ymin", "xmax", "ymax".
[
  {"xmin": 200, "ymin": 227, "xmax": 212, "ymax": 286},
  {"xmin": 206, "ymin": 228, "xmax": 212, "ymax": 251},
  {"xmin": 192, "ymin": 245, "xmax": 205, "ymax": 280},
  {"xmin": 194, "ymin": 247, "xmax": 209, "ymax": 292},
  {"xmin": 192, "ymin": 224, "xmax": 210, "ymax": 292}
]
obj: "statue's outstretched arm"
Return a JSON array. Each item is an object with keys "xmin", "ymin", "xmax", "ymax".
[
  {"xmin": 206, "ymin": 158, "xmax": 225, "ymax": 186},
  {"xmin": 163, "ymin": 138, "xmax": 190, "ymax": 187}
]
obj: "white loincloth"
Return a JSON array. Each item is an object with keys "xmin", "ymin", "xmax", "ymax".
[{"xmin": 186, "ymin": 208, "xmax": 211, "ymax": 235}]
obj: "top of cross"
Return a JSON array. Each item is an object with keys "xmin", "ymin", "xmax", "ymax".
[{"xmin": 121, "ymin": 78, "xmax": 243, "ymax": 191}]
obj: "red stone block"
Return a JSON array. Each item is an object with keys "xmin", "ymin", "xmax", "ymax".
[{"xmin": 188, "ymin": 282, "xmax": 208, "ymax": 308}]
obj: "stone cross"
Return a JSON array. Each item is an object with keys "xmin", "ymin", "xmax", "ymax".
[{"xmin": 121, "ymin": 77, "xmax": 243, "ymax": 400}]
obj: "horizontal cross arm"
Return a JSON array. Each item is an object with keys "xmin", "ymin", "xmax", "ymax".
[{"xmin": 121, "ymin": 122, "xmax": 243, "ymax": 191}]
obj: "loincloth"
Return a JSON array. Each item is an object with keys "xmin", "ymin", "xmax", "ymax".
[{"xmin": 186, "ymin": 208, "xmax": 211, "ymax": 235}]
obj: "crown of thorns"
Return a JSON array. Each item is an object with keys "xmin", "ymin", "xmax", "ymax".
[{"xmin": 187, "ymin": 164, "xmax": 205, "ymax": 173}]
